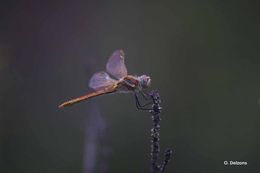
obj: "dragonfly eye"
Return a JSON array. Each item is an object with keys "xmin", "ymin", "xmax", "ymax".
[
  {"xmin": 139, "ymin": 75, "xmax": 151, "ymax": 88},
  {"xmin": 146, "ymin": 77, "xmax": 151, "ymax": 86}
]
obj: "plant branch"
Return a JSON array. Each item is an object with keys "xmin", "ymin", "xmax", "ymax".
[{"xmin": 144, "ymin": 90, "xmax": 173, "ymax": 173}]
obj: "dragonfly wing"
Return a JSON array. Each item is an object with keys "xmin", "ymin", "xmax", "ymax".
[
  {"xmin": 106, "ymin": 49, "xmax": 128, "ymax": 79},
  {"xmin": 88, "ymin": 71, "xmax": 117, "ymax": 90}
]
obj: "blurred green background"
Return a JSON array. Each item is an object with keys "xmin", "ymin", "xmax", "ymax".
[{"xmin": 1, "ymin": 0, "xmax": 260, "ymax": 172}]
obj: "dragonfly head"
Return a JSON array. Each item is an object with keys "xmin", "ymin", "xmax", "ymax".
[{"xmin": 139, "ymin": 75, "xmax": 151, "ymax": 88}]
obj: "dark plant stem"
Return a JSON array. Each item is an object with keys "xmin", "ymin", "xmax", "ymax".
[
  {"xmin": 160, "ymin": 149, "xmax": 173, "ymax": 173},
  {"xmin": 147, "ymin": 90, "xmax": 173, "ymax": 173}
]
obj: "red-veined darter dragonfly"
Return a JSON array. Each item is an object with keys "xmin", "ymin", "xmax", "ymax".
[{"xmin": 58, "ymin": 49, "xmax": 151, "ymax": 108}]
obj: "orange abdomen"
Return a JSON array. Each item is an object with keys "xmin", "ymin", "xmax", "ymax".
[{"xmin": 58, "ymin": 85, "xmax": 117, "ymax": 108}]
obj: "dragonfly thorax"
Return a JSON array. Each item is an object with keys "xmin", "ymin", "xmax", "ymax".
[{"xmin": 138, "ymin": 75, "xmax": 151, "ymax": 89}]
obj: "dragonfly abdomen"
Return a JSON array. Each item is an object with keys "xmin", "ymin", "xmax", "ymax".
[{"xmin": 59, "ymin": 85, "xmax": 117, "ymax": 108}]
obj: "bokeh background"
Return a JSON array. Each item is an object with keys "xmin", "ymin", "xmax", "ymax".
[{"xmin": 1, "ymin": 0, "xmax": 260, "ymax": 172}]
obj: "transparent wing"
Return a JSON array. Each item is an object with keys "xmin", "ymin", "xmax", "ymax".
[
  {"xmin": 106, "ymin": 49, "xmax": 128, "ymax": 79},
  {"xmin": 88, "ymin": 71, "xmax": 117, "ymax": 90}
]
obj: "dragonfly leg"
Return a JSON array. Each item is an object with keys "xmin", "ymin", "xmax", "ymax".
[
  {"xmin": 140, "ymin": 91, "xmax": 151, "ymax": 100},
  {"xmin": 135, "ymin": 93, "xmax": 152, "ymax": 111}
]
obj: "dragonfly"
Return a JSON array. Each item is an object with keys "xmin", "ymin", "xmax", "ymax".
[{"xmin": 58, "ymin": 49, "xmax": 152, "ymax": 109}]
